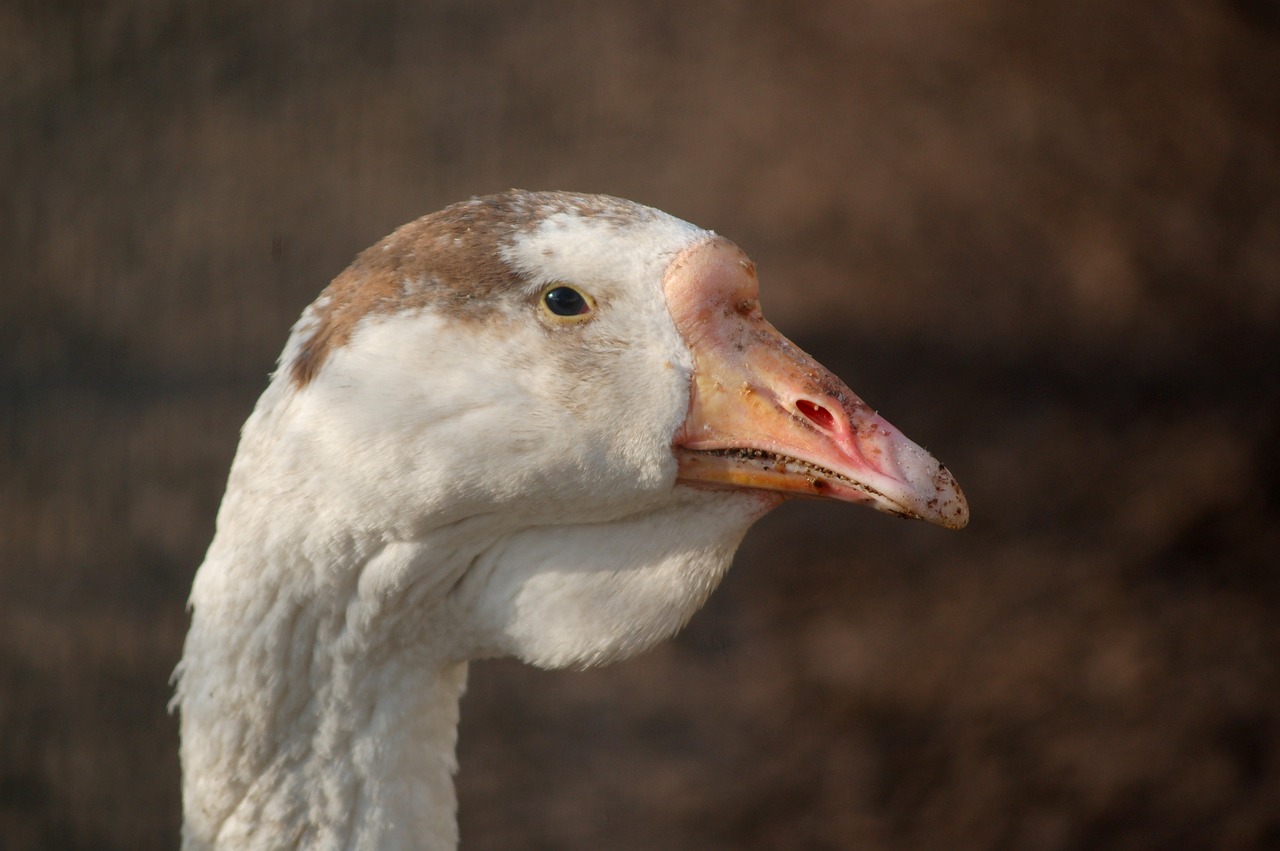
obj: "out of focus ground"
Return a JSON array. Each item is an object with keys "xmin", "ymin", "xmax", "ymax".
[{"xmin": 2, "ymin": 1, "xmax": 1279, "ymax": 848}]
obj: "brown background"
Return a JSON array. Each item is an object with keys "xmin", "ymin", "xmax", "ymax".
[{"xmin": 3, "ymin": 1, "xmax": 1279, "ymax": 848}]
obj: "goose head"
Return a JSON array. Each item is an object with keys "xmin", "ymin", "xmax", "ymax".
[
  {"xmin": 179, "ymin": 190, "xmax": 966, "ymax": 848},
  {"xmin": 234, "ymin": 191, "xmax": 962, "ymax": 663}
]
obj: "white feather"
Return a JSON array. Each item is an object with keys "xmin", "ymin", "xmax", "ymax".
[{"xmin": 176, "ymin": 195, "xmax": 769, "ymax": 850}]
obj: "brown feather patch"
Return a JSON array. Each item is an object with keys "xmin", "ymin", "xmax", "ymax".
[{"xmin": 289, "ymin": 190, "xmax": 654, "ymax": 387}]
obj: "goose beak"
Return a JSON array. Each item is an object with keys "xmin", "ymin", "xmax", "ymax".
[{"xmin": 664, "ymin": 237, "xmax": 968, "ymax": 530}]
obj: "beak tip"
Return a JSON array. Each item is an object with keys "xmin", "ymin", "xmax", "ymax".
[
  {"xmin": 876, "ymin": 436, "xmax": 969, "ymax": 530},
  {"xmin": 919, "ymin": 463, "xmax": 969, "ymax": 530}
]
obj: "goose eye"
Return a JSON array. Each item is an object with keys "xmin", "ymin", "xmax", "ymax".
[{"xmin": 540, "ymin": 285, "xmax": 595, "ymax": 322}]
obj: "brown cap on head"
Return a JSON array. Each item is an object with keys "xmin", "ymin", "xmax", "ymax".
[
  {"xmin": 289, "ymin": 191, "xmax": 658, "ymax": 388},
  {"xmin": 290, "ymin": 196, "xmax": 531, "ymax": 387}
]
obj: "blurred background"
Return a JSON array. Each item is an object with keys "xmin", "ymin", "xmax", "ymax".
[{"xmin": 3, "ymin": 0, "xmax": 1279, "ymax": 848}]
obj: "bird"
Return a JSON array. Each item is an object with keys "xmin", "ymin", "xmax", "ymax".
[{"xmin": 174, "ymin": 190, "xmax": 968, "ymax": 850}]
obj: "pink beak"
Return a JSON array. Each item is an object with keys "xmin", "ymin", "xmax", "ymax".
[{"xmin": 664, "ymin": 237, "xmax": 968, "ymax": 530}]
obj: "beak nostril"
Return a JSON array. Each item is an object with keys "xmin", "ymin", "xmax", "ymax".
[{"xmin": 795, "ymin": 399, "xmax": 836, "ymax": 432}]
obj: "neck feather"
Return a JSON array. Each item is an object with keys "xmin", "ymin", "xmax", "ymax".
[
  {"xmin": 178, "ymin": 378, "xmax": 772, "ymax": 849},
  {"xmin": 178, "ymin": 526, "xmax": 477, "ymax": 851}
]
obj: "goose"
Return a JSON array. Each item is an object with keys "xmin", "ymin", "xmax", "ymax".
[{"xmin": 175, "ymin": 190, "xmax": 968, "ymax": 850}]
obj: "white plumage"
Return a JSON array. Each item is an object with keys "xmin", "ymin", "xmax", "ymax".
[{"xmin": 176, "ymin": 191, "xmax": 966, "ymax": 850}]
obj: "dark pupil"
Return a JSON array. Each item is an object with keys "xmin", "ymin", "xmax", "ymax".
[{"xmin": 544, "ymin": 287, "xmax": 587, "ymax": 316}]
